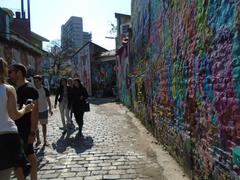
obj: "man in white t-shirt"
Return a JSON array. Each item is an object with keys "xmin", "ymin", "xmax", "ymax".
[{"xmin": 33, "ymin": 75, "xmax": 53, "ymax": 146}]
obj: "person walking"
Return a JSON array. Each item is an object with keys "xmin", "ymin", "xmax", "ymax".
[
  {"xmin": 9, "ymin": 63, "xmax": 39, "ymax": 180},
  {"xmin": 0, "ymin": 58, "xmax": 34, "ymax": 180},
  {"xmin": 67, "ymin": 78, "xmax": 74, "ymax": 129},
  {"xmin": 71, "ymin": 78, "xmax": 89, "ymax": 138},
  {"xmin": 54, "ymin": 78, "xmax": 68, "ymax": 132},
  {"xmin": 33, "ymin": 75, "xmax": 53, "ymax": 146}
]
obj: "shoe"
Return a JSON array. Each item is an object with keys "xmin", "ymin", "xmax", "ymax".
[
  {"xmin": 78, "ymin": 132, "xmax": 84, "ymax": 138},
  {"xmin": 23, "ymin": 160, "xmax": 31, "ymax": 178},
  {"xmin": 35, "ymin": 141, "xmax": 41, "ymax": 147},
  {"xmin": 43, "ymin": 141, "xmax": 49, "ymax": 146},
  {"xmin": 75, "ymin": 132, "xmax": 84, "ymax": 138},
  {"xmin": 67, "ymin": 123, "xmax": 73, "ymax": 129}
]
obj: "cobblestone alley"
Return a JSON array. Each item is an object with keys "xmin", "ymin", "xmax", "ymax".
[{"xmin": 17, "ymin": 98, "xmax": 189, "ymax": 180}]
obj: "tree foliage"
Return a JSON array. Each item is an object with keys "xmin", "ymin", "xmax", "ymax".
[{"xmin": 46, "ymin": 38, "xmax": 76, "ymax": 79}]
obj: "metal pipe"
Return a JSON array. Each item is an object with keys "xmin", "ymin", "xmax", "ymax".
[
  {"xmin": 21, "ymin": 0, "xmax": 24, "ymax": 18},
  {"xmin": 27, "ymin": 0, "xmax": 30, "ymax": 20}
]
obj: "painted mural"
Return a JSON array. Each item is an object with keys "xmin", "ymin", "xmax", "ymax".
[
  {"xmin": 72, "ymin": 45, "xmax": 92, "ymax": 95},
  {"xmin": 91, "ymin": 60, "xmax": 116, "ymax": 97},
  {"xmin": 127, "ymin": 0, "xmax": 240, "ymax": 179},
  {"xmin": 117, "ymin": 43, "xmax": 131, "ymax": 107}
]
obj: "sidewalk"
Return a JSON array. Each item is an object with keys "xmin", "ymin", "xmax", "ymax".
[{"xmin": 29, "ymin": 98, "xmax": 189, "ymax": 179}]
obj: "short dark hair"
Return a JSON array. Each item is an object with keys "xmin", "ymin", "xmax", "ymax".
[
  {"xmin": 33, "ymin": 75, "xmax": 42, "ymax": 81},
  {"xmin": 73, "ymin": 78, "xmax": 81, "ymax": 86},
  {"xmin": 11, "ymin": 63, "xmax": 27, "ymax": 77}
]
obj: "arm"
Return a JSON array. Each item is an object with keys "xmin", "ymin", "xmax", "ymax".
[
  {"xmin": 44, "ymin": 87, "xmax": 53, "ymax": 115},
  {"xmin": 80, "ymin": 86, "xmax": 89, "ymax": 100},
  {"xmin": 67, "ymin": 87, "xmax": 72, "ymax": 108},
  {"xmin": 6, "ymin": 85, "xmax": 33, "ymax": 120},
  {"xmin": 83, "ymin": 87, "xmax": 89, "ymax": 99},
  {"xmin": 47, "ymin": 96, "xmax": 53, "ymax": 115},
  {"xmin": 54, "ymin": 88, "xmax": 59, "ymax": 108},
  {"xmin": 28, "ymin": 99, "xmax": 38, "ymax": 143}
]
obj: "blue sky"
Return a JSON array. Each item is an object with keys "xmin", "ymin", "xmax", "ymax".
[{"xmin": 0, "ymin": 0, "xmax": 131, "ymax": 50}]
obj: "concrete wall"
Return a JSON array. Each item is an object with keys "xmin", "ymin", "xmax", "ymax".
[{"xmin": 127, "ymin": 0, "xmax": 240, "ymax": 179}]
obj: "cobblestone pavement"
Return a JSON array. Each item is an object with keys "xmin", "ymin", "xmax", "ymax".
[{"xmin": 14, "ymin": 98, "xmax": 189, "ymax": 180}]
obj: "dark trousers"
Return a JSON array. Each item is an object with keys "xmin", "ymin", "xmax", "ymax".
[{"xmin": 73, "ymin": 110, "xmax": 84, "ymax": 134}]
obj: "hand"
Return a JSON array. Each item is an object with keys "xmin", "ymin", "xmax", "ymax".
[
  {"xmin": 22, "ymin": 103, "xmax": 34, "ymax": 113},
  {"xmin": 49, "ymin": 109, "xmax": 53, "ymax": 115}
]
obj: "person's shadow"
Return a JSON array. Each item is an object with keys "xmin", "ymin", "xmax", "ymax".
[
  {"xmin": 72, "ymin": 135, "xmax": 94, "ymax": 153},
  {"xmin": 52, "ymin": 129, "xmax": 94, "ymax": 154},
  {"xmin": 36, "ymin": 146, "xmax": 47, "ymax": 170}
]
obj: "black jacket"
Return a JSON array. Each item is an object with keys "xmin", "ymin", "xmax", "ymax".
[
  {"xmin": 67, "ymin": 86, "xmax": 74, "ymax": 108},
  {"xmin": 71, "ymin": 85, "xmax": 89, "ymax": 111},
  {"xmin": 54, "ymin": 86, "xmax": 69, "ymax": 106}
]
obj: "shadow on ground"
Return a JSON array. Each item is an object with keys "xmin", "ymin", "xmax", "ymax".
[
  {"xmin": 51, "ymin": 132, "xmax": 94, "ymax": 154},
  {"xmin": 89, "ymin": 97, "xmax": 119, "ymax": 105},
  {"xmin": 36, "ymin": 146, "xmax": 47, "ymax": 170}
]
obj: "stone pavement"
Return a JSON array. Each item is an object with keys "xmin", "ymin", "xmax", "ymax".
[{"xmin": 16, "ymin": 98, "xmax": 189, "ymax": 180}]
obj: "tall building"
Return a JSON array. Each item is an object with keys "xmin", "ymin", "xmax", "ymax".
[
  {"xmin": 61, "ymin": 16, "xmax": 92, "ymax": 50},
  {"xmin": 83, "ymin": 32, "xmax": 92, "ymax": 44}
]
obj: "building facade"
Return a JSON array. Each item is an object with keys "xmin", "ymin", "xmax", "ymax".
[
  {"xmin": 115, "ymin": 13, "xmax": 131, "ymax": 106},
  {"xmin": 71, "ymin": 42, "xmax": 107, "ymax": 96},
  {"xmin": 0, "ymin": 2, "xmax": 47, "ymax": 75},
  {"xmin": 91, "ymin": 50, "xmax": 116, "ymax": 97}
]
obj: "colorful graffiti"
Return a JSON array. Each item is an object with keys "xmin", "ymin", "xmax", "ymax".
[
  {"xmin": 117, "ymin": 43, "xmax": 131, "ymax": 106},
  {"xmin": 91, "ymin": 61, "xmax": 116, "ymax": 97},
  {"xmin": 72, "ymin": 45, "xmax": 92, "ymax": 95},
  {"xmin": 127, "ymin": 0, "xmax": 240, "ymax": 178}
]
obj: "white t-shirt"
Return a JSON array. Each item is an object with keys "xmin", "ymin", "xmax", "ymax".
[{"xmin": 36, "ymin": 86, "xmax": 49, "ymax": 112}]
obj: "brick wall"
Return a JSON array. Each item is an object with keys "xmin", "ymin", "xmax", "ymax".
[{"xmin": 125, "ymin": 0, "xmax": 240, "ymax": 178}]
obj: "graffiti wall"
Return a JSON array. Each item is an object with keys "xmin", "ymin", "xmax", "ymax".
[
  {"xmin": 91, "ymin": 60, "xmax": 116, "ymax": 97},
  {"xmin": 129, "ymin": 0, "xmax": 240, "ymax": 178},
  {"xmin": 72, "ymin": 44, "xmax": 92, "ymax": 95},
  {"xmin": 117, "ymin": 43, "xmax": 131, "ymax": 106}
]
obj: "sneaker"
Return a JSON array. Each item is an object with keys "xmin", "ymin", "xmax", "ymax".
[
  {"xmin": 75, "ymin": 132, "xmax": 84, "ymax": 138},
  {"xmin": 23, "ymin": 160, "xmax": 31, "ymax": 178},
  {"xmin": 35, "ymin": 141, "xmax": 41, "ymax": 147},
  {"xmin": 43, "ymin": 141, "xmax": 49, "ymax": 146},
  {"xmin": 78, "ymin": 132, "xmax": 84, "ymax": 138}
]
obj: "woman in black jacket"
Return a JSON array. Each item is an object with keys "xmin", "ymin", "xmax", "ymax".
[
  {"xmin": 72, "ymin": 78, "xmax": 89, "ymax": 137},
  {"xmin": 54, "ymin": 78, "xmax": 68, "ymax": 131}
]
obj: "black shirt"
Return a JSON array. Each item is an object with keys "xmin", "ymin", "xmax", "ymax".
[{"xmin": 15, "ymin": 82, "xmax": 39, "ymax": 138}]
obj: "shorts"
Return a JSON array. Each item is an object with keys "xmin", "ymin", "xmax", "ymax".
[
  {"xmin": 0, "ymin": 133, "xmax": 27, "ymax": 170},
  {"xmin": 18, "ymin": 133, "xmax": 34, "ymax": 156},
  {"xmin": 39, "ymin": 111, "xmax": 48, "ymax": 125}
]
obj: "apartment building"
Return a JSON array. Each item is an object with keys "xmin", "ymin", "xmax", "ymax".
[{"xmin": 61, "ymin": 16, "xmax": 92, "ymax": 50}]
